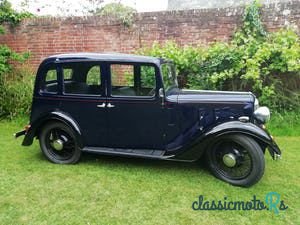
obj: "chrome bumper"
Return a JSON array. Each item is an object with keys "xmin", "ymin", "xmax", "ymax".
[
  {"xmin": 14, "ymin": 130, "xmax": 26, "ymax": 138},
  {"xmin": 267, "ymin": 140, "xmax": 282, "ymax": 160},
  {"xmin": 273, "ymin": 153, "xmax": 282, "ymax": 160}
]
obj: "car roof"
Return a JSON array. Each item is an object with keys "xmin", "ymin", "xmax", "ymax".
[{"xmin": 43, "ymin": 52, "xmax": 166, "ymax": 65}]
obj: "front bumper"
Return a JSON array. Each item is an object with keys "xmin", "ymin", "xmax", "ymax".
[
  {"xmin": 267, "ymin": 138, "xmax": 282, "ymax": 160},
  {"xmin": 14, "ymin": 129, "xmax": 26, "ymax": 138}
]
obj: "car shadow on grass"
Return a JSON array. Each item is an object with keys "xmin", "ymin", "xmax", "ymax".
[
  {"xmin": 30, "ymin": 147, "xmax": 211, "ymax": 178},
  {"xmin": 80, "ymin": 151, "xmax": 210, "ymax": 174},
  {"xmin": 29, "ymin": 148, "xmax": 219, "ymax": 187}
]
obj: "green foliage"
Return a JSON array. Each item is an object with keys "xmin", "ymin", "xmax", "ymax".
[
  {"xmin": 207, "ymin": 29, "xmax": 300, "ymax": 111},
  {"xmin": 138, "ymin": 41, "xmax": 206, "ymax": 88},
  {"xmin": 0, "ymin": 65, "xmax": 34, "ymax": 118},
  {"xmin": 139, "ymin": 1, "xmax": 300, "ymax": 112},
  {"xmin": 236, "ymin": 0, "xmax": 266, "ymax": 41},
  {"xmin": 0, "ymin": 0, "xmax": 32, "ymax": 118},
  {"xmin": 0, "ymin": 0, "xmax": 32, "ymax": 25},
  {"xmin": 93, "ymin": 2, "xmax": 136, "ymax": 27},
  {"xmin": 140, "ymin": 66, "xmax": 155, "ymax": 88}
]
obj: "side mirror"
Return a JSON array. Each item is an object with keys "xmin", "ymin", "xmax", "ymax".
[{"xmin": 158, "ymin": 88, "xmax": 165, "ymax": 106}]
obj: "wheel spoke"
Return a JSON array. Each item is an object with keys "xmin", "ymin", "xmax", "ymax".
[{"xmin": 213, "ymin": 140, "xmax": 253, "ymax": 180}]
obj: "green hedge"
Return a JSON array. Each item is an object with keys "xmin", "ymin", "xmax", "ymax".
[
  {"xmin": 0, "ymin": 65, "xmax": 34, "ymax": 118},
  {"xmin": 0, "ymin": 0, "xmax": 32, "ymax": 118},
  {"xmin": 138, "ymin": 1, "xmax": 300, "ymax": 112}
]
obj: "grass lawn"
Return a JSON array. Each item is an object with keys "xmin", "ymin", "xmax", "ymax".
[{"xmin": 0, "ymin": 118, "xmax": 299, "ymax": 225}]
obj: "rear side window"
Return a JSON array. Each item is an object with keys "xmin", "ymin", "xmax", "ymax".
[
  {"xmin": 63, "ymin": 63, "xmax": 102, "ymax": 95},
  {"xmin": 45, "ymin": 69, "xmax": 57, "ymax": 82},
  {"xmin": 86, "ymin": 66, "xmax": 101, "ymax": 86},
  {"xmin": 63, "ymin": 68, "xmax": 73, "ymax": 80},
  {"xmin": 42, "ymin": 68, "xmax": 58, "ymax": 93}
]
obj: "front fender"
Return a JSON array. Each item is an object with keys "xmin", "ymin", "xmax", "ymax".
[
  {"xmin": 205, "ymin": 121, "xmax": 271, "ymax": 141},
  {"xmin": 22, "ymin": 111, "xmax": 83, "ymax": 148},
  {"xmin": 175, "ymin": 121, "xmax": 281, "ymax": 161}
]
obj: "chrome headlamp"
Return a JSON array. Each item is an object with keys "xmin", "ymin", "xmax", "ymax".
[{"xmin": 254, "ymin": 106, "xmax": 270, "ymax": 124}]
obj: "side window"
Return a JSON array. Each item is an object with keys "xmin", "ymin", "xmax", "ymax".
[
  {"xmin": 43, "ymin": 68, "xmax": 58, "ymax": 93},
  {"xmin": 111, "ymin": 64, "xmax": 134, "ymax": 87},
  {"xmin": 86, "ymin": 66, "xmax": 101, "ymax": 85},
  {"xmin": 111, "ymin": 64, "xmax": 156, "ymax": 97},
  {"xmin": 63, "ymin": 63, "xmax": 102, "ymax": 95},
  {"xmin": 45, "ymin": 70, "xmax": 57, "ymax": 82},
  {"xmin": 63, "ymin": 68, "xmax": 73, "ymax": 80},
  {"xmin": 140, "ymin": 66, "xmax": 155, "ymax": 89}
]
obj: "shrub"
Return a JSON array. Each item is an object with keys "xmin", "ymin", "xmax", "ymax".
[
  {"xmin": 0, "ymin": 0, "xmax": 32, "ymax": 118},
  {"xmin": 93, "ymin": 3, "xmax": 136, "ymax": 27},
  {"xmin": 0, "ymin": 65, "xmax": 34, "ymax": 118},
  {"xmin": 137, "ymin": 41, "xmax": 206, "ymax": 88},
  {"xmin": 139, "ymin": 1, "xmax": 300, "ymax": 112}
]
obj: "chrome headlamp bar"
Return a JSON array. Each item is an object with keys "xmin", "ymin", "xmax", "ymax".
[{"xmin": 254, "ymin": 98, "xmax": 259, "ymax": 111}]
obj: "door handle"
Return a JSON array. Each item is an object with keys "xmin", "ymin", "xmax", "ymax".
[
  {"xmin": 97, "ymin": 103, "xmax": 106, "ymax": 108},
  {"xmin": 107, "ymin": 103, "xmax": 115, "ymax": 108}
]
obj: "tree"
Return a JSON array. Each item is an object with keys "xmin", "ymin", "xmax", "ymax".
[{"xmin": 93, "ymin": 2, "xmax": 137, "ymax": 27}]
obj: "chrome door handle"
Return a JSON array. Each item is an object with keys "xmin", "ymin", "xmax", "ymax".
[
  {"xmin": 107, "ymin": 103, "xmax": 115, "ymax": 108},
  {"xmin": 97, "ymin": 103, "xmax": 106, "ymax": 108}
]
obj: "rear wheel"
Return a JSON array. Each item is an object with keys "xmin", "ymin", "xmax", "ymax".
[
  {"xmin": 206, "ymin": 134, "xmax": 265, "ymax": 187},
  {"xmin": 39, "ymin": 122, "xmax": 81, "ymax": 164}
]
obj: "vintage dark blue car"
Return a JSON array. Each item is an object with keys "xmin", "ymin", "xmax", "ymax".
[{"xmin": 15, "ymin": 53, "xmax": 281, "ymax": 187}]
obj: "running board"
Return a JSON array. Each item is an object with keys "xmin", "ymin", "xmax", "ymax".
[{"xmin": 82, "ymin": 147, "xmax": 174, "ymax": 159}]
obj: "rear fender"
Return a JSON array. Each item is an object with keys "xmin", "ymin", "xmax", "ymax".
[{"xmin": 22, "ymin": 111, "xmax": 83, "ymax": 148}]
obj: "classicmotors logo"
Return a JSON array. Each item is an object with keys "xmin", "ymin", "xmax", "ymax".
[{"xmin": 192, "ymin": 192, "xmax": 288, "ymax": 214}]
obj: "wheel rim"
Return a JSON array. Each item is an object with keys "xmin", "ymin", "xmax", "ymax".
[
  {"xmin": 211, "ymin": 140, "xmax": 253, "ymax": 180},
  {"xmin": 44, "ymin": 127, "xmax": 75, "ymax": 161}
]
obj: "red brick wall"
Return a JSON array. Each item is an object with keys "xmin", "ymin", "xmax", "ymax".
[{"xmin": 1, "ymin": 1, "xmax": 300, "ymax": 70}]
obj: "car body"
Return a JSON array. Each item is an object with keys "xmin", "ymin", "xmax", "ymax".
[{"xmin": 15, "ymin": 53, "xmax": 281, "ymax": 187}]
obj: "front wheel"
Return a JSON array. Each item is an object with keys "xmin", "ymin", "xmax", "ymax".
[
  {"xmin": 39, "ymin": 122, "xmax": 81, "ymax": 164},
  {"xmin": 206, "ymin": 134, "xmax": 265, "ymax": 187}
]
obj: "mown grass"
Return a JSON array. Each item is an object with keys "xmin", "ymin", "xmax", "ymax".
[{"xmin": 0, "ymin": 118, "xmax": 299, "ymax": 225}]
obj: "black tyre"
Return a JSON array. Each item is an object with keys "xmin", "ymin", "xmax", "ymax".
[
  {"xmin": 206, "ymin": 134, "xmax": 265, "ymax": 187},
  {"xmin": 39, "ymin": 122, "xmax": 81, "ymax": 164}
]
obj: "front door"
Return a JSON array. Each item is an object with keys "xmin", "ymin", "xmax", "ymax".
[{"xmin": 105, "ymin": 62, "xmax": 167, "ymax": 149}]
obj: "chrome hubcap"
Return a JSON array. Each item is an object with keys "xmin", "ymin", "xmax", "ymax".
[
  {"xmin": 51, "ymin": 139, "xmax": 64, "ymax": 151},
  {"xmin": 222, "ymin": 153, "xmax": 236, "ymax": 167}
]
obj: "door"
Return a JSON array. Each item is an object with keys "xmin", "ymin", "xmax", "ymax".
[
  {"xmin": 59, "ymin": 62, "xmax": 108, "ymax": 147},
  {"xmin": 106, "ymin": 62, "xmax": 167, "ymax": 149}
]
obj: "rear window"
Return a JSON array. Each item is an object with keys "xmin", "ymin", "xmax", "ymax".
[{"xmin": 42, "ymin": 67, "xmax": 58, "ymax": 93}]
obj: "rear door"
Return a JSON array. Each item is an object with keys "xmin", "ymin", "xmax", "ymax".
[{"xmin": 59, "ymin": 62, "xmax": 108, "ymax": 147}]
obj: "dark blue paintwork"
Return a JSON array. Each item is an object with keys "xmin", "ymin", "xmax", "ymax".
[{"xmin": 20, "ymin": 53, "xmax": 281, "ymax": 161}]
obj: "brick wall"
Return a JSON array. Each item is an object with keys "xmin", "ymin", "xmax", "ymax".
[{"xmin": 1, "ymin": 1, "xmax": 300, "ymax": 70}]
